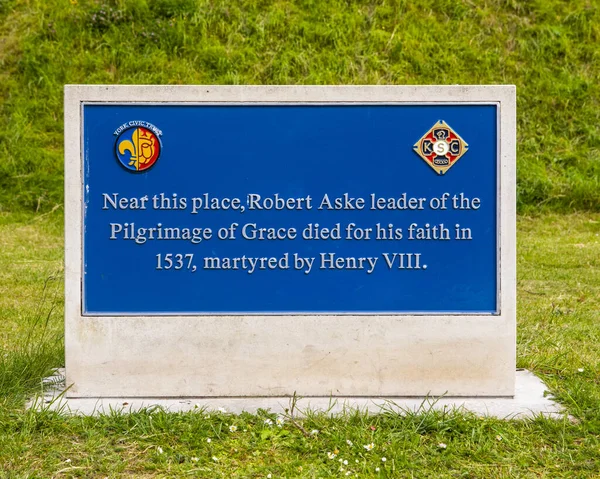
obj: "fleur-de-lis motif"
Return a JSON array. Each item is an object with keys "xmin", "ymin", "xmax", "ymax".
[
  {"xmin": 117, "ymin": 128, "xmax": 158, "ymax": 171},
  {"xmin": 115, "ymin": 126, "xmax": 161, "ymax": 172},
  {"xmin": 118, "ymin": 139, "xmax": 137, "ymax": 167}
]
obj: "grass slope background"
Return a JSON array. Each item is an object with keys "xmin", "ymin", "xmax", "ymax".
[{"xmin": 0, "ymin": 0, "xmax": 599, "ymax": 214}]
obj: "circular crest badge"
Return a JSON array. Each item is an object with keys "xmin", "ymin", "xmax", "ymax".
[{"xmin": 115, "ymin": 126, "xmax": 161, "ymax": 172}]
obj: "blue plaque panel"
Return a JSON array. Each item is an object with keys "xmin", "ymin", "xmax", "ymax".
[{"xmin": 82, "ymin": 104, "xmax": 498, "ymax": 315}]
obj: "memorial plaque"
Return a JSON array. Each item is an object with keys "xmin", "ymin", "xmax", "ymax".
[{"xmin": 65, "ymin": 86, "xmax": 516, "ymax": 398}]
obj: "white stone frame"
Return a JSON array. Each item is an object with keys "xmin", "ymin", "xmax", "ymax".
[{"xmin": 64, "ymin": 85, "xmax": 516, "ymax": 398}]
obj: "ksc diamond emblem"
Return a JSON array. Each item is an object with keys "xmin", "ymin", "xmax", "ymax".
[{"xmin": 413, "ymin": 120, "xmax": 469, "ymax": 175}]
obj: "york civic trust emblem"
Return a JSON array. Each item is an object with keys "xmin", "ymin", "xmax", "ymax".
[
  {"xmin": 413, "ymin": 120, "xmax": 468, "ymax": 175},
  {"xmin": 114, "ymin": 121, "xmax": 162, "ymax": 172}
]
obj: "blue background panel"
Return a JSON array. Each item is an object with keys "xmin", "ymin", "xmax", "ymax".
[{"xmin": 82, "ymin": 104, "xmax": 498, "ymax": 314}]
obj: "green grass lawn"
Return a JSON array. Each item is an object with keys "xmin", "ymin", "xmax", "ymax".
[{"xmin": 0, "ymin": 211, "xmax": 599, "ymax": 477}]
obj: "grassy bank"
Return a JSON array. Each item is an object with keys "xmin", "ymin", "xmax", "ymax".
[
  {"xmin": 0, "ymin": 0, "xmax": 599, "ymax": 214},
  {"xmin": 0, "ymin": 211, "xmax": 599, "ymax": 477}
]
